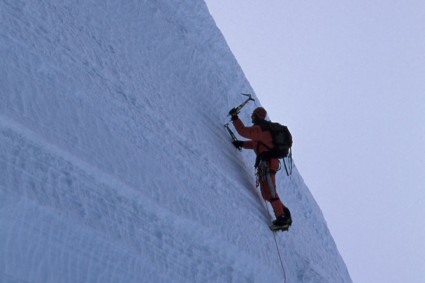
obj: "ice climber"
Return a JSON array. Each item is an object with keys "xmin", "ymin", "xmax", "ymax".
[{"xmin": 229, "ymin": 107, "xmax": 292, "ymax": 230}]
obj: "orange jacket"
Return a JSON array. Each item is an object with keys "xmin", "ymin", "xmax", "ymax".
[{"xmin": 233, "ymin": 118, "xmax": 280, "ymax": 171}]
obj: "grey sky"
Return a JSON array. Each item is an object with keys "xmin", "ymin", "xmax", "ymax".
[{"xmin": 205, "ymin": 1, "xmax": 425, "ymax": 282}]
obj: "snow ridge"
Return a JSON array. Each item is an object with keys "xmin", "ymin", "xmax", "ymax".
[{"xmin": 1, "ymin": 0, "xmax": 351, "ymax": 282}]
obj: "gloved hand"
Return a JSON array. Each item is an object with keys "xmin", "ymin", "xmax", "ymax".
[
  {"xmin": 232, "ymin": 140, "xmax": 244, "ymax": 149},
  {"xmin": 228, "ymin": 107, "xmax": 238, "ymax": 116},
  {"xmin": 228, "ymin": 108, "xmax": 239, "ymax": 121}
]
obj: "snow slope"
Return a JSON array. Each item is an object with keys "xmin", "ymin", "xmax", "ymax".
[{"xmin": 0, "ymin": 1, "xmax": 351, "ymax": 282}]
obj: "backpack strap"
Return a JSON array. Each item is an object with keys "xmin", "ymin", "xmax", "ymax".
[{"xmin": 282, "ymin": 148, "xmax": 293, "ymax": 176}]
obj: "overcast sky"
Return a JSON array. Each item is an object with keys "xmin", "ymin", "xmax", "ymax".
[{"xmin": 205, "ymin": 1, "xmax": 425, "ymax": 282}]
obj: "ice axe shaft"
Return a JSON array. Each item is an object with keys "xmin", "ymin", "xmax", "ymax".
[
  {"xmin": 224, "ymin": 123, "xmax": 241, "ymax": 151},
  {"xmin": 228, "ymin": 93, "xmax": 255, "ymax": 116}
]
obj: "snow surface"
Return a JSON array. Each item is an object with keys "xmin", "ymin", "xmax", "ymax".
[{"xmin": 0, "ymin": 1, "xmax": 351, "ymax": 282}]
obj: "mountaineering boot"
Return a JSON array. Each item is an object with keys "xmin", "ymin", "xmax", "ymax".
[
  {"xmin": 283, "ymin": 206, "xmax": 292, "ymax": 226},
  {"xmin": 270, "ymin": 212, "xmax": 292, "ymax": 232},
  {"xmin": 273, "ymin": 215, "xmax": 292, "ymax": 226},
  {"xmin": 270, "ymin": 217, "xmax": 291, "ymax": 232}
]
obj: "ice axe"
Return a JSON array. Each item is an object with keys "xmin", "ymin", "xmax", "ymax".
[
  {"xmin": 224, "ymin": 122, "xmax": 242, "ymax": 150},
  {"xmin": 225, "ymin": 93, "xmax": 255, "ymax": 150},
  {"xmin": 227, "ymin": 93, "xmax": 255, "ymax": 116}
]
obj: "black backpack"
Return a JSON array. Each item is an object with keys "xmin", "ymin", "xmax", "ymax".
[
  {"xmin": 260, "ymin": 121, "xmax": 292, "ymax": 159},
  {"xmin": 256, "ymin": 121, "xmax": 293, "ymax": 175}
]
